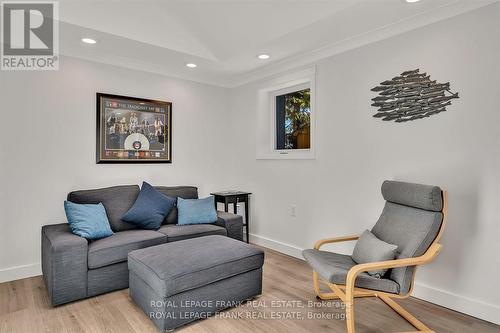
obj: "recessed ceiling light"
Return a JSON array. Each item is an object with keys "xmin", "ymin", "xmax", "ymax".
[
  {"xmin": 81, "ymin": 38, "xmax": 97, "ymax": 44},
  {"xmin": 186, "ymin": 63, "xmax": 197, "ymax": 68},
  {"xmin": 405, "ymin": 0, "xmax": 421, "ymax": 3},
  {"xmin": 257, "ymin": 54, "xmax": 270, "ymax": 60}
]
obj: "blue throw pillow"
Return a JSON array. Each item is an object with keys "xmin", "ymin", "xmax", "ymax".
[
  {"xmin": 122, "ymin": 181, "xmax": 176, "ymax": 230},
  {"xmin": 64, "ymin": 201, "xmax": 113, "ymax": 240},
  {"xmin": 177, "ymin": 196, "xmax": 218, "ymax": 225}
]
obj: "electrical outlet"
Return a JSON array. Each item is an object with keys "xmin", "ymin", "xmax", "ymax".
[{"xmin": 290, "ymin": 204, "xmax": 297, "ymax": 217}]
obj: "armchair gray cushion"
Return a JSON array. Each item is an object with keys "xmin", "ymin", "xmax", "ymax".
[
  {"xmin": 67, "ymin": 185, "xmax": 140, "ymax": 232},
  {"xmin": 381, "ymin": 180, "xmax": 443, "ymax": 212},
  {"xmin": 372, "ymin": 202, "xmax": 442, "ymax": 294},
  {"xmin": 373, "ymin": 180, "xmax": 444, "ymax": 294},
  {"xmin": 352, "ymin": 230, "xmax": 398, "ymax": 278},
  {"xmin": 302, "ymin": 249, "xmax": 400, "ymax": 294}
]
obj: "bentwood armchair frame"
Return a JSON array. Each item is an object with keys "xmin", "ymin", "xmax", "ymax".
[{"xmin": 311, "ymin": 191, "xmax": 448, "ymax": 333}]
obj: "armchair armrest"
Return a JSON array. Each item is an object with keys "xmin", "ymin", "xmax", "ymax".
[
  {"xmin": 314, "ymin": 235, "xmax": 359, "ymax": 250},
  {"xmin": 215, "ymin": 211, "xmax": 243, "ymax": 241},
  {"xmin": 41, "ymin": 223, "xmax": 89, "ymax": 305}
]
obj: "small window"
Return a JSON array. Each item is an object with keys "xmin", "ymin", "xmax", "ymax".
[
  {"xmin": 256, "ymin": 67, "xmax": 315, "ymax": 160},
  {"xmin": 275, "ymin": 88, "xmax": 311, "ymax": 150}
]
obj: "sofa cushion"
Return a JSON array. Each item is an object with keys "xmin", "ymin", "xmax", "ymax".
[
  {"xmin": 122, "ymin": 182, "xmax": 176, "ymax": 230},
  {"xmin": 158, "ymin": 224, "xmax": 226, "ymax": 242},
  {"xmin": 88, "ymin": 229, "xmax": 167, "ymax": 269},
  {"xmin": 302, "ymin": 249, "xmax": 400, "ymax": 294},
  {"xmin": 87, "ymin": 262, "xmax": 129, "ymax": 297},
  {"xmin": 128, "ymin": 235, "xmax": 264, "ymax": 297},
  {"xmin": 154, "ymin": 186, "xmax": 198, "ymax": 225},
  {"xmin": 68, "ymin": 185, "xmax": 140, "ymax": 232}
]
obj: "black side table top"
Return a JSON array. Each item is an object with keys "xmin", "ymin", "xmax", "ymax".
[{"xmin": 210, "ymin": 191, "xmax": 252, "ymax": 196}]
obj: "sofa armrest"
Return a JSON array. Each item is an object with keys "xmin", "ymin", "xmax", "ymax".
[
  {"xmin": 41, "ymin": 223, "xmax": 88, "ymax": 305},
  {"xmin": 215, "ymin": 211, "xmax": 243, "ymax": 241}
]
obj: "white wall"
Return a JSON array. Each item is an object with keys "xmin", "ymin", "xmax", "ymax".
[
  {"xmin": 0, "ymin": 2, "xmax": 499, "ymax": 325},
  {"xmin": 0, "ymin": 56, "xmax": 232, "ymax": 281},
  {"xmin": 228, "ymin": 4, "xmax": 500, "ymax": 324}
]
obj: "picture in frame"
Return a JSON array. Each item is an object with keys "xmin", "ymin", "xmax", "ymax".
[{"xmin": 96, "ymin": 93, "xmax": 172, "ymax": 163}]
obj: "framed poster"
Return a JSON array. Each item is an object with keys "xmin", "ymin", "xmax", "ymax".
[{"xmin": 96, "ymin": 93, "xmax": 172, "ymax": 163}]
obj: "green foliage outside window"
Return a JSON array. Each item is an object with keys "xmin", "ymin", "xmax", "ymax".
[{"xmin": 283, "ymin": 88, "xmax": 310, "ymax": 149}]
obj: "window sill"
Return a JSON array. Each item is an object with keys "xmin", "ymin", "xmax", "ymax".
[{"xmin": 256, "ymin": 149, "xmax": 315, "ymax": 160}]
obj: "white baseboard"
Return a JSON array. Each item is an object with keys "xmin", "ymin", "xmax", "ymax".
[
  {"xmin": 412, "ymin": 283, "xmax": 500, "ymax": 325},
  {"xmin": 250, "ymin": 233, "xmax": 303, "ymax": 258},
  {"xmin": 0, "ymin": 263, "xmax": 41, "ymax": 284},
  {"xmin": 249, "ymin": 233, "xmax": 500, "ymax": 325}
]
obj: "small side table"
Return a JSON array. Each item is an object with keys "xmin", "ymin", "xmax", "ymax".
[{"xmin": 211, "ymin": 191, "xmax": 251, "ymax": 243}]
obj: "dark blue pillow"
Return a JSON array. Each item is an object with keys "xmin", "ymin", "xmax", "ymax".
[{"xmin": 122, "ymin": 182, "xmax": 176, "ymax": 230}]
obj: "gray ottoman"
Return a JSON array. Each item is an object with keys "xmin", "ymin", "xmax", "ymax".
[{"xmin": 128, "ymin": 235, "xmax": 264, "ymax": 332}]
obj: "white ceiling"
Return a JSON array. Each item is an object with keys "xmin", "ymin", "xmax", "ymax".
[{"xmin": 54, "ymin": 0, "xmax": 497, "ymax": 87}]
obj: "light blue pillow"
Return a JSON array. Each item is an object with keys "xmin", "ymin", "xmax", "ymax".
[
  {"xmin": 177, "ymin": 196, "xmax": 217, "ymax": 225},
  {"xmin": 64, "ymin": 201, "xmax": 113, "ymax": 239}
]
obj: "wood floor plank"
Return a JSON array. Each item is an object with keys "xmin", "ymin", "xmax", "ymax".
[{"xmin": 0, "ymin": 246, "xmax": 498, "ymax": 333}]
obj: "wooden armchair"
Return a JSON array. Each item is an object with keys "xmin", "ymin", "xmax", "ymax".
[{"xmin": 303, "ymin": 181, "xmax": 448, "ymax": 333}]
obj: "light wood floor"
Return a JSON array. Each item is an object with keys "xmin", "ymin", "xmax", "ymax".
[{"xmin": 1, "ymin": 247, "xmax": 498, "ymax": 333}]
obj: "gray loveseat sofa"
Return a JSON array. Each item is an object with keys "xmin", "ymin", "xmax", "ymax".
[{"xmin": 41, "ymin": 185, "xmax": 243, "ymax": 306}]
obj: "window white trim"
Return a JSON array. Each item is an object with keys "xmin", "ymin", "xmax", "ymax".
[{"xmin": 256, "ymin": 67, "xmax": 316, "ymax": 160}]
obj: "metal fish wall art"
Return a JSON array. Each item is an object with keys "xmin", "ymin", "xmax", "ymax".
[{"xmin": 371, "ymin": 69, "xmax": 459, "ymax": 122}]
